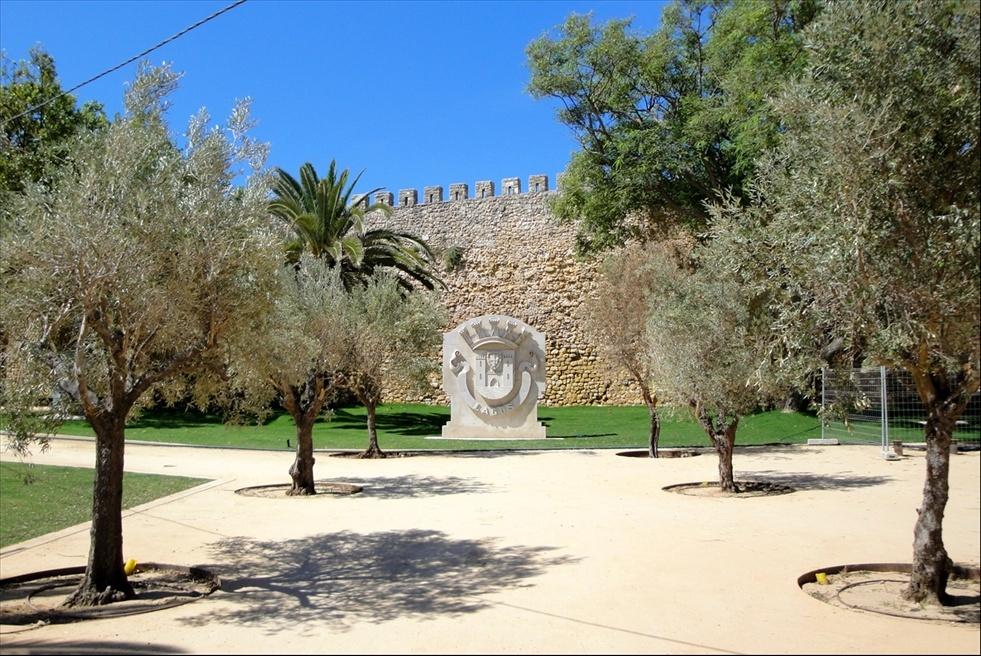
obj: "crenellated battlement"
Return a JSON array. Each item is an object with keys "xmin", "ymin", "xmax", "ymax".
[
  {"xmin": 369, "ymin": 174, "xmax": 554, "ymax": 208},
  {"xmin": 363, "ymin": 169, "xmax": 644, "ymax": 408}
]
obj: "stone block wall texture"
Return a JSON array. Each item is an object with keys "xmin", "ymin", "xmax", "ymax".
[{"xmin": 365, "ymin": 179, "xmax": 644, "ymax": 406}]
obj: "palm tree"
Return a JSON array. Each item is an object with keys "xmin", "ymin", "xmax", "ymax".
[
  {"xmin": 269, "ymin": 160, "xmax": 442, "ymax": 292},
  {"xmin": 267, "ymin": 160, "xmax": 443, "ymax": 466}
]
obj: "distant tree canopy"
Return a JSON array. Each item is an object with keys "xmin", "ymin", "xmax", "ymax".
[
  {"xmin": 526, "ymin": 0, "xmax": 820, "ymax": 254},
  {"xmin": 0, "ymin": 46, "xmax": 107, "ymax": 199}
]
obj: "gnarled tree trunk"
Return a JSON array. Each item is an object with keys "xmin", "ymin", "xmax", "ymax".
[
  {"xmin": 288, "ymin": 417, "xmax": 317, "ymax": 495},
  {"xmin": 711, "ymin": 424, "xmax": 737, "ymax": 493},
  {"xmin": 280, "ymin": 376, "xmax": 333, "ymax": 496},
  {"xmin": 642, "ymin": 386, "xmax": 660, "ymax": 458},
  {"xmin": 904, "ymin": 405, "xmax": 955, "ymax": 604},
  {"xmin": 359, "ymin": 399, "xmax": 385, "ymax": 459},
  {"xmin": 903, "ymin": 366, "xmax": 978, "ymax": 605},
  {"xmin": 693, "ymin": 401, "xmax": 738, "ymax": 492},
  {"xmin": 64, "ymin": 413, "xmax": 134, "ymax": 606}
]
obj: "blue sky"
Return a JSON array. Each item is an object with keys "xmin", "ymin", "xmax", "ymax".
[{"xmin": 1, "ymin": 0, "xmax": 667, "ymax": 198}]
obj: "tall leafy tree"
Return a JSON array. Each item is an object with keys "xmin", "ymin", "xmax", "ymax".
[
  {"xmin": 0, "ymin": 46, "xmax": 107, "ymax": 198},
  {"xmin": 269, "ymin": 161, "xmax": 441, "ymax": 291},
  {"xmin": 0, "ymin": 64, "xmax": 280, "ymax": 606},
  {"xmin": 526, "ymin": 0, "xmax": 819, "ymax": 254},
  {"xmin": 711, "ymin": 0, "xmax": 979, "ymax": 604}
]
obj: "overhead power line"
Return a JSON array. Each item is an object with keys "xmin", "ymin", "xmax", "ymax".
[{"xmin": 1, "ymin": 0, "xmax": 248, "ymax": 127}]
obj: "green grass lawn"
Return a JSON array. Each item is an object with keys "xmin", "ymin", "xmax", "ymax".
[
  {"xmin": 0, "ymin": 462, "xmax": 208, "ymax": 548},
  {"xmin": 824, "ymin": 417, "xmax": 981, "ymax": 444},
  {"xmin": 55, "ymin": 403, "xmax": 824, "ymax": 451}
]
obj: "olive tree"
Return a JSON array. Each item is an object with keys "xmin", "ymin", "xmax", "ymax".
[
  {"xmin": 711, "ymin": 0, "xmax": 979, "ymax": 604},
  {"xmin": 235, "ymin": 256, "xmax": 348, "ymax": 495},
  {"xmin": 646, "ymin": 247, "xmax": 771, "ymax": 491},
  {"xmin": 0, "ymin": 64, "xmax": 280, "ymax": 606},
  {"xmin": 337, "ymin": 275, "xmax": 445, "ymax": 459}
]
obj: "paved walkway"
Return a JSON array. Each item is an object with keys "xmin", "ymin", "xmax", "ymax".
[{"xmin": 1, "ymin": 438, "xmax": 979, "ymax": 654}]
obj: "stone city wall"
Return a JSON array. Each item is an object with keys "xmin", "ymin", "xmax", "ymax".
[{"xmin": 364, "ymin": 175, "xmax": 643, "ymax": 407}]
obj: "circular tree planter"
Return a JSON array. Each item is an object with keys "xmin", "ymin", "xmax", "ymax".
[
  {"xmin": 234, "ymin": 481, "xmax": 363, "ymax": 498},
  {"xmin": 798, "ymin": 563, "xmax": 980, "ymax": 624},
  {"xmin": 662, "ymin": 480, "xmax": 795, "ymax": 497},
  {"xmin": 0, "ymin": 562, "xmax": 220, "ymax": 625},
  {"xmin": 328, "ymin": 451, "xmax": 417, "ymax": 459},
  {"xmin": 616, "ymin": 449, "xmax": 701, "ymax": 458}
]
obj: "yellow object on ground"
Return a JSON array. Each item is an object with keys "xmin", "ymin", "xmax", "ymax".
[
  {"xmin": 815, "ymin": 572, "xmax": 828, "ymax": 585},
  {"xmin": 124, "ymin": 558, "xmax": 138, "ymax": 575}
]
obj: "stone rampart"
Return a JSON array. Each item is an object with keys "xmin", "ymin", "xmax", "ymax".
[{"xmin": 365, "ymin": 175, "xmax": 643, "ymax": 406}]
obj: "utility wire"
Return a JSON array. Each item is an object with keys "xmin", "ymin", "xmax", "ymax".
[{"xmin": 1, "ymin": 0, "xmax": 248, "ymax": 127}]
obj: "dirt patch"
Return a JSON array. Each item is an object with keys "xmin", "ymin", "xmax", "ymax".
[
  {"xmin": 0, "ymin": 563, "xmax": 219, "ymax": 626},
  {"xmin": 616, "ymin": 449, "xmax": 701, "ymax": 458},
  {"xmin": 800, "ymin": 563, "xmax": 980, "ymax": 624},
  {"xmin": 662, "ymin": 480, "xmax": 795, "ymax": 497},
  {"xmin": 234, "ymin": 481, "xmax": 363, "ymax": 497}
]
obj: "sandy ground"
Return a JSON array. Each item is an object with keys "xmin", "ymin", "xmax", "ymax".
[{"xmin": 0, "ymin": 438, "xmax": 978, "ymax": 655}]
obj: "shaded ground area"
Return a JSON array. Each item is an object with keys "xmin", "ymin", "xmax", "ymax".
[
  {"xmin": 233, "ymin": 475, "xmax": 493, "ymax": 499},
  {"xmin": 328, "ymin": 407, "xmax": 447, "ymax": 436},
  {"xmin": 338, "ymin": 475, "xmax": 496, "ymax": 499},
  {"xmin": 0, "ymin": 639, "xmax": 187, "ymax": 654},
  {"xmin": 183, "ymin": 530, "xmax": 577, "ymax": 634},
  {"xmin": 615, "ymin": 449, "xmax": 702, "ymax": 458}
]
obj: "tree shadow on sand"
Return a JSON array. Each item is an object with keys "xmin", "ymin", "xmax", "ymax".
[
  {"xmin": 0, "ymin": 640, "xmax": 187, "ymax": 654},
  {"xmin": 328, "ymin": 449, "xmax": 546, "ymax": 460},
  {"xmin": 329, "ymin": 407, "xmax": 447, "ymax": 436},
  {"xmin": 340, "ymin": 474, "xmax": 496, "ymax": 499},
  {"xmin": 182, "ymin": 530, "xmax": 578, "ymax": 635},
  {"xmin": 741, "ymin": 470, "xmax": 892, "ymax": 490}
]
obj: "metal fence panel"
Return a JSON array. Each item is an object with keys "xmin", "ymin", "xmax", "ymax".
[{"xmin": 821, "ymin": 367, "xmax": 980, "ymax": 455}]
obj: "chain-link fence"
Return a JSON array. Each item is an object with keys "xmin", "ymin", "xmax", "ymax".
[{"xmin": 820, "ymin": 367, "xmax": 981, "ymax": 455}]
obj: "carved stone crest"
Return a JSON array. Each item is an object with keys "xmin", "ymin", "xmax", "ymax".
[{"xmin": 442, "ymin": 315, "xmax": 546, "ymax": 439}]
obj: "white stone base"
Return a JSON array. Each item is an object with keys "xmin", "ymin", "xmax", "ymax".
[
  {"xmin": 807, "ymin": 438, "xmax": 840, "ymax": 445},
  {"xmin": 426, "ymin": 434, "xmax": 546, "ymax": 441},
  {"xmin": 440, "ymin": 420, "xmax": 546, "ymax": 440}
]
